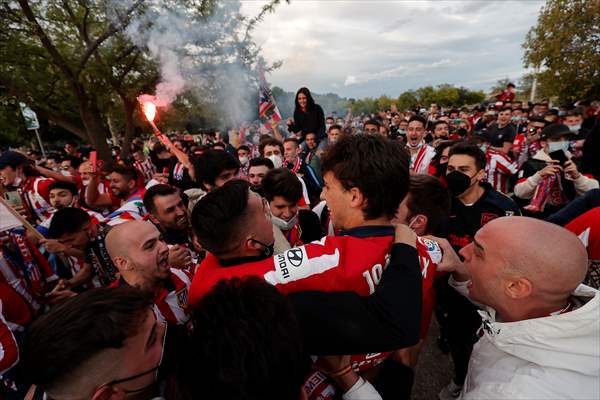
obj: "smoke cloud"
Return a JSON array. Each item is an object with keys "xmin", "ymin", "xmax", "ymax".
[{"xmin": 120, "ymin": 0, "xmax": 259, "ymax": 126}]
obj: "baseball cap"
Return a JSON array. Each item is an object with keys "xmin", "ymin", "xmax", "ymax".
[
  {"xmin": 0, "ymin": 151, "xmax": 29, "ymax": 170},
  {"xmin": 540, "ymin": 124, "xmax": 573, "ymax": 141}
]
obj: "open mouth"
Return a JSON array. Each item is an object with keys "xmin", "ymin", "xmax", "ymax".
[{"xmin": 158, "ymin": 254, "xmax": 169, "ymax": 269}]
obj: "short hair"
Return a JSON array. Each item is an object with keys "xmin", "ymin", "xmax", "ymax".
[
  {"xmin": 193, "ymin": 149, "xmax": 239, "ymax": 191},
  {"xmin": 110, "ymin": 165, "xmax": 138, "ymax": 182},
  {"xmin": 527, "ymin": 117, "xmax": 546, "ymax": 127},
  {"xmin": 191, "ymin": 179, "xmax": 251, "ymax": 255},
  {"xmin": 143, "ymin": 184, "xmax": 178, "ymax": 215},
  {"xmin": 261, "ymin": 168, "xmax": 302, "ymax": 203},
  {"xmin": 237, "ymin": 145, "xmax": 250, "ymax": 153},
  {"xmin": 48, "ymin": 207, "xmax": 91, "ymax": 239},
  {"xmin": 363, "ymin": 119, "xmax": 381, "ymax": 128},
  {"xmin": 565, "ymin": 109, "xmax": 583, "ymax": 117},
  {"xmin": 283, "ymin": 137, "xmax": 300, "ymax": 148},
  {"xmin": 65, "ymin": 140, "xmax": 78, "ymax": 147},
  {"xmin": 433, "ymin": 120, "xmax": 449, "ymax": 130},
  {"xmin": 23, "ymin": 287, "xmax": 152, "ymax": 394},
  {"xmin": 259, "ymin": 137, "xmax": 284, "ymax": 157},
  {"xmin": 499, "ymin": 106, "xmax": 513, "ymax": 113},
  {"xmin": 448, "ymin": 142, "xmax": 486, "ymax": 171},
  {"xmin": 507, "ymin": 82, "xmax": 515, "ymax": 88},
  {"xmin": 60, "ymin": 155, "xmax": 83, "ymax": 170},
  {"xmin": 48, "ymin": 181, "xmax": 79, "ymax": 197},
  {"xmin": 328, "ymin": 124, "xmax": 342, "ymax": 133},
  {"xmin": 176, "ymin": 277, "xmax": 309, "ymax": 400},
  {"xmin": 249, "ymin": 157, "xmax": 274, "ymax": 169},
  {"xmin": 433, "ymin": 140, "xmax": 457, "ymax": 163},
  {"xmin": 405, "ymin": 175, "xmax": 450, "ymax": 234},
  {"xmin": 321, "ymin": 134, "xmax": 410, "ymax": 220},
  {"xmin": 408, "ymin": 115, "xmax": 426, "ymax": 127}
]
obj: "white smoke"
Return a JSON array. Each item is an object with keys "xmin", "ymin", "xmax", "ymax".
[{"xmin": 121, "ymin": 0, "xmax": 260, "ymax": 125}]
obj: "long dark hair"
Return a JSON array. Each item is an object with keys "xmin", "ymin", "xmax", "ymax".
[{"xmin": 295, "ymin": 87, "xmax": 316, "ymax": 112}]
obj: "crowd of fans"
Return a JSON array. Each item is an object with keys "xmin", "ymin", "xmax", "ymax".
[{"xmin": 0, "ymin": 85, "xmax": 599, "ymax": 399}]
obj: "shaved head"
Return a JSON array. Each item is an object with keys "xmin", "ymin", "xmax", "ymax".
[
  {"xmin": 105, "ymin": 221, "xmax": 153, "ymax": 260},
  {"xmin": 483, "ymin": 217, "xmax": 587, "ymax": 294},
  {"xmin": 105, "ymin": 221, "xmax": 170, "ymax": 291},
  {"xmin": 461, "ymin": 216, "xmax": 588, "ymax": 321}
]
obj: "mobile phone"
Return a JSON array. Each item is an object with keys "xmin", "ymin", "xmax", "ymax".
[
  {"xmin": 89, "ymin": 151, "xmax": 97, "ymax": 173},
  {"xmin": 549, "ymin": 150, "xmax": 569, "ymax": 166},
  {"xmin": 3, "ymin": 191, "xmax": 23, "ymax": 208}
]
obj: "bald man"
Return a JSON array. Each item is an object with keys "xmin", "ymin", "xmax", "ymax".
[
  {"xmin": 106, "ymin": 221, "xmax": 193, "ymax": 325},
  {"xmin": 433, "ymin": 217, "xmax": 599, "ymax": 399}
]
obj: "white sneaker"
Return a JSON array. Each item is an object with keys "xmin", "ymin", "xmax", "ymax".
[{"xmin": 438, "ymin": 380, "xmax": 463, "ymax": 400}]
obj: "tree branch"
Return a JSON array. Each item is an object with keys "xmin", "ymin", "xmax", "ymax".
[
  {"xmin": 77, "ymin": 0, "xmax": 144, "ymax": 71},
  {"xmin": 17, "ymin": 0, "xmax": 77, "ymax": 84}
]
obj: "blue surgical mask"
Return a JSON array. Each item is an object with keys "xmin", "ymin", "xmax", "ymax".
[
  {"xmin": 568, "ymin": 124, "xmax": 581, "ymax": 133},
  {"xmin": 548, "ymin": 141, "xmax": 570, "ymax": 153}
]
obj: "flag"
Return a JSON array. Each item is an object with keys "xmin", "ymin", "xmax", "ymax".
[{"xmin": 258, "ymin": 63, "xmax": 282, "ymax": 127}]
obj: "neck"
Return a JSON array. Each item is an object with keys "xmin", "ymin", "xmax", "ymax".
[
  {"xmin": 343, "ymin": 215, "xmax": 391, "ymax": 230},
  {"xmin": 496, "ymin": 296, "xmax": 570, "ymax": 322},
  {"xmin": 124, "ymin": 274, "xmax": 162, "ymax": 297},
  {"xmin": 458, "ymin": 183, "xmax": 485, "ymax": 205}
]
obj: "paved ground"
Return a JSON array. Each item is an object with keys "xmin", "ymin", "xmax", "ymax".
[{"xmin": 412, "ymin": 319, "xmax": 454, "ymax": 400}]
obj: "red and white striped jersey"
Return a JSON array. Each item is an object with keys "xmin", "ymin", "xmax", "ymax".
[
  {"xmin": 485, "ymin": 148, "xmax": 518, "ymax": 194},
  {"xmin": 106, "ymin": 190, "xmax": 147, "ymax": 226},
  {"xmin": 134, "ymin": 158, "xmax": 157, "ymax": 184},
  {"xmin": 153, "ymin": 268, "xmax": 194, "ymax": 325},
  {"xmin": 21, "ymin": 176, "xmax": 55, "ymax": 222},
  {"xmin": 409, "ymin": 144, "xmax": 436, "ymax": 175}
]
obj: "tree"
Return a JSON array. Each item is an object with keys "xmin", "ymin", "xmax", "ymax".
[
  {"xmin": 522, "ymin": 0, "xmax": 600, "ymax": 103},
  {"xmin": 396, "ymin": 91, "xmax": 418, "ymax": 111},
  {"xmin": 0, "ymin": 0, "xmax": 283, "ymax": 159}
]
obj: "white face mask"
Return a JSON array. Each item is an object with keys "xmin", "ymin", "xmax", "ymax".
[
  {"xmin": 568, "ymin": 124, "xmax": 581, "ymax": 133},
  {"xmin": 239, "ymin": 156, "xmax": 249, "ymax": 165},
  {"xmin": 267, "ymin": 154, "xmax": 283, "ymax": 169},
  {"xmin": 272, "ymin": 213, "xmax": 298, "ymax": 231},
  {"xmin": 548, "ymin": 141, "xmax": 570, "ymax": 153}
]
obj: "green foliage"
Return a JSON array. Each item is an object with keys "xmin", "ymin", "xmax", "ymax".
[{"xmin": 523, "ymin": 0, "xmax": 600, "ymax": 103}]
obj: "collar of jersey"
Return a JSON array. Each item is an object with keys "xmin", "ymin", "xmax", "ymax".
[{"xmin": 339, "ymin": 225, "xmax": 395, "ymax": 238}]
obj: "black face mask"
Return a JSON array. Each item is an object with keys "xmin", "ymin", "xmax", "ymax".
[
  {"xmin": 437, "ymin": 162, "xmax": 448, "ymax": 177},
  {"xmin": 457, "ymin": 128, "xmax": 468, "ymax": 137},
  {"xmin": 446, "ymin": 170, "xmax": 475, "ymax": 197}
]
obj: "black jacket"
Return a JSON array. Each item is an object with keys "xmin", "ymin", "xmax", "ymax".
[{"xmin": 289, "ymin": 104, "xmax": 326, "ymax": 140}]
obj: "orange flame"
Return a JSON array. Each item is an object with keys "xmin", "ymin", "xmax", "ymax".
[{"xmin": 142, "ymin": 101, "xmax": 157, "ymax": 122}]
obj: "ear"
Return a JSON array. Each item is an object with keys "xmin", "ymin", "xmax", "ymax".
[
  {"xmin": 411, "ymin": 214, "xmax": 428, "ymax": 235},
  {"xmin": 91, "ymin": 385, "xmax": 124, "ymax": 400},
  {"xmin": 348, "ymin": 187, "xmax": 364, "ymax": 209},
  {"xmin": 505, "ymin": 277, "xmax": 533, "ymax": 299},
  {"xmin": 128, "ymin": 179, "xmax": 137, "ymax": 190},
  {"xmin": 113, "ymin": 256, "xmax": 130, "ymax": 272},
  {"xmin": 476, "ymin": 168, "xmax": 486, "ymax": 182},
  {"xmin": 148, "ymin": 213, "xmax": 160, "ymax": 225},
  {"xmin": 246, "ymin": 237, "xmax": 263, "ymax": 253}
]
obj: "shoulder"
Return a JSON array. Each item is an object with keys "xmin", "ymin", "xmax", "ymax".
[{"xmin": 481, "ymin": 186, "xmax": 520, "ymax": 214}]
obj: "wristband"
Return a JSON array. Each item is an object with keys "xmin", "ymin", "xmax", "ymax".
[{"xmin": 328, "ymin": 365, "xmax": 353, "ymax": 378}]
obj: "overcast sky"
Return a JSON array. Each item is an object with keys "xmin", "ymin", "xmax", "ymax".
[{"xmin": 241, "ymin": 0, "xmax": 545, "ymax": 98}]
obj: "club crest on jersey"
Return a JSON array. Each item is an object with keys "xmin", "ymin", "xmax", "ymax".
[
  {"xmin": 287, "ymin": 248, "xmax": 304, "ymax": 267},
  {"xmin": 480, "ymin": 212, "xmax": 498, "ymax": 226},
  {"xmin": 176, "ymin": 287, "xmax": 188, "ymax": 308}
]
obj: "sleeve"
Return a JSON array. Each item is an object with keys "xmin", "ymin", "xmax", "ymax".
[
  {"xmin": 571, "ymin": 174, "xmax": 600, "ymax": 196},
  {"xmin": 299, "ymin": 210, "xmax": 325, "ymax": 243},
  {"xmin": 546, "ymin": 189, "xmax": 600, "ymax": 226},
  {"xmin": 37, "ymin": 178, "xmax": 55, "ymax": 203},
  {"xmin": 496, "ymin": 156, "xmax": 519, "ymax": 176},
  {"xmin": 342, "ymin": 377, "xmax": 382, "ymax": 400},
  {"xmin": 513, "ymin": 172, "xmax": 541, "ymax": 199},
  {"xmin": 288, "ymin": 243, "xmax": 422, "ymax": 355}
]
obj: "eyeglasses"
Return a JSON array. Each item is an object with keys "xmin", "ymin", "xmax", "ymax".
[{"xmin": 529, "ymin": 127, "xmax": 543, "ymax": 133}]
